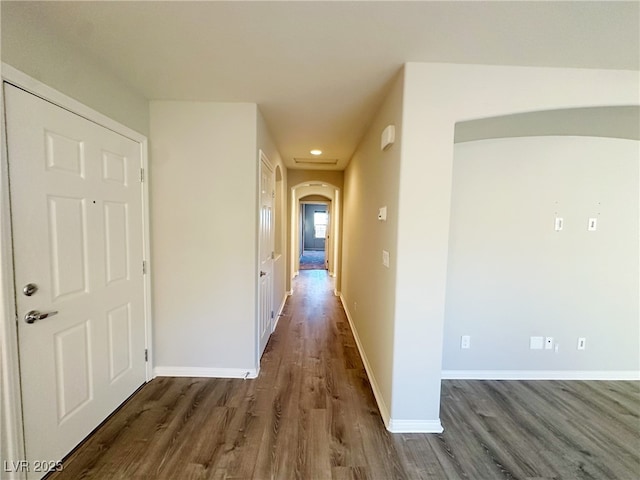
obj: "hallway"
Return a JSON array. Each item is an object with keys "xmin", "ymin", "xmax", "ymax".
[
  {"xmin": 48, "ymin": 271, "xmax": 639, "ymax": 479},
  {"xmin": 50, "ymin": 270, "xmax": 409, "ymax": 479}
]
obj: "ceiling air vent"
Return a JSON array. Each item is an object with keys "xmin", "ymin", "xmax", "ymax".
[{"xmin": 294, "ymin": 157, "xmax": 339, "ymax": 166}]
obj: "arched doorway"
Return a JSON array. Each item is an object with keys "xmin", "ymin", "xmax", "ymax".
[
  {"xmin": 299, "ymin": 199, "xmax": 330, "ymax": 271},
  {"xmin": 290, "ymin": 182, "xmax": 341, "ymax": 294}
]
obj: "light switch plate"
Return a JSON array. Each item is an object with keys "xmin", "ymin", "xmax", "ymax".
[{"xmin": 382, "ymin": 250, "xmax": 390, "ymax": 268}]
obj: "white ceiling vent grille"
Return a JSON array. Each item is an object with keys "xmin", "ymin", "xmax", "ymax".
[{"xmin": 294, "ymin": 157, "xmax": 339, "ymax": 166}]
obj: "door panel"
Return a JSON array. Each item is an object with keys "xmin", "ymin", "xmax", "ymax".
[
  {"xmin": 5, "ymin": 84, "xmax": 147, "ymax": 478},
  {"xmin": 48, "ymin": 196, "xmax": 89, "ymax": 299}
]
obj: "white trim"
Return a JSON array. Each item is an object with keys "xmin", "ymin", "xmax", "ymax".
[
  {"xmin": 0, "ymin": 64, "xmax": 153, "ymax": 467},
  {"xmin": 0, "ymin": 67, "xmax": 27, "ymax": 477},
  {"xmin": 387, "ymin": 419, "xmax": 444, "ymax": 434},
  {"xmin": 273, "ymin": 293, "xmax": 289, "ymax": 332},
  {"xmin": 154, "ymin": 367, "xmax": 259, "ymax": 379},
  {"xmin": 442, "ymin": 370, "xmax": 640, "ymax": 380},
  {"xmin": 140, "ymin": 140, "xmax": 154, "ymax": 382},
  {"xmin": 257, "ymin": 149, "xmax": 275, "ymax": 366},
  {"xmin": 339, "ymin": 294, "xmax": 391, "ymax": 428}
]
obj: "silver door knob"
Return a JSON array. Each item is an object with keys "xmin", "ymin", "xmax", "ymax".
[
  {"xmin": 23, "ymin": 283, "xmax": 38, "ymax": 296},
  {"xmin": 24, "ymin": 310, "xmax": 59, "ymax": 324}
]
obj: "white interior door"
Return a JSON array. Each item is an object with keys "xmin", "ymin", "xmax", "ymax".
[
  {"xmin": 5, "ymin": 84, "xmax": 147, "ymax": 478},
  {"xmin": 258, "ymin": 153, "xmax": 274, "ymax": 358}
]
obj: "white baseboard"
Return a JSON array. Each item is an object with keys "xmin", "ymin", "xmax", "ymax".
[
  {"xmin": 273, "ymin": 293, "xmax": 289, "ymax": 332},
  {"xmin": 339, "ymin": 297, "xmax": 444, "ymax": 433},
  {"xmin": 339, "ymin": 294, "xmax": 391, "ymax": 428},
  {"xmin": 388, "ymin": 419, "xmax": 444, "ymax": 434},
  {"xmin": 442, "ymin": 370, "xmax": 640, "ymax": 380},
  {"xmin": 154, "ymin": 367, "xmax": 259, "ymax": 379}
]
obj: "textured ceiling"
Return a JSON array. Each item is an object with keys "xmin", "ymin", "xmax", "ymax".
[{"xmin": 3, "ymin": 1, "xmax": 638, "ymax": 169}]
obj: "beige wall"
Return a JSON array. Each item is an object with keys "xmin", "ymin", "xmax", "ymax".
[
  {"xmin": 343, "ymin": 63, "xmax": 638, "ymax": 433},
  {"xmin": 393, "ymin": 63, "xmax": 639, "ymax": 430},
  {"xmin": 150, "ymin": 101, "xmax": 258, "ymax": 373},
  {"xmin": 287, "ymin": 170, "xmax": 344, "ymax": 190},
  {"xmin": 1, "ymin": 3, "xmax": 149, "ymax": 136},
  {"xmin": 341, "ymin": 71, "xmax": 404, "ymax": 426}
]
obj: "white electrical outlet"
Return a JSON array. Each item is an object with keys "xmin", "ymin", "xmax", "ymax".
[
  {"xmin": 554, "ymin": 217, "xmax": 564, "ymax": 231},
  {"xmin": 530, "ymin": 336, "xmax": 544, "ymax": 350},
  {"xmin": 461, "ymin": 335, "xmax": 471, "ymax": 349},
  {"xmin": 577, "ymin": 337, "xmax": 586, "ymax": 350},
  {"xmin": 545, "ymin": 337, "xmax": 553, "ymax": 350}
]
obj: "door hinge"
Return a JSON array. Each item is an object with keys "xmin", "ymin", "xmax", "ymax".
[
  {"xmin": 142, "ymin": 260, "xmax": 147, "ymax": 274},
  {"xmin": 271, "ymin": 251, "xmax": 275, "ymax": 260},
  {"xmin": 145, "ymin": 349, "xmax": 148, "ymax": 362},
  {"xmin": 140, "ymin": 168, "xmax": 145, "ymax": 183},
  {"xmin": 272, "ymin": 190, "xmax": 275, "ymax": 199},
  {"xmin": 271, "ymin": 311, "xmax": 274, "ymax": 319}
]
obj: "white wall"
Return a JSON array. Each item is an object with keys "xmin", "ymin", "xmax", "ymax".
[
  {"xmin": 444, "ymin": 136, "xmax": 639, "ymax": 374},
  {"xmin": 391, "ymin": 62, "xmax": 638, "ymax": 431},
  {"xmin": 341, "ymin": 70, "xmax": 404, "ymax": 428},
  {"xmin": 150, "ymin": 101, "xmax": 258, "ymax": 375},
  {"xmin": 1, "ymin": 4, "xmax": 149, "ymax": 135}
]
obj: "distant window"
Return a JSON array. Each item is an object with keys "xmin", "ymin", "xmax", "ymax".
[{"xmin": 314, "ymin": 211, "xmax": 328, "ymax": 239}]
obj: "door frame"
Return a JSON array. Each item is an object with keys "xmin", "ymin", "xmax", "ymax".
[
  {"xmin": 0, "ymin": 64, "xmax": 154, "ymax": 469},
  {"xmin": 256, "ymin": 149, "xmax": 275, "ymax": 364},
  {"xmin": 300, "ymin": 200, "xmax": 330, "ymax": 261},
  {"xmin": 289, "ymin": 182, "xmax": 341, "ymax": 292}
]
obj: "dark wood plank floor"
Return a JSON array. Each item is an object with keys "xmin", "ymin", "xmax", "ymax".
[{"xmin": 49, "ymin": 270, "xmax": 640, "ymax": 479}]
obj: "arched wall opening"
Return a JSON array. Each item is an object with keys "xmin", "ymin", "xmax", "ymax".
[
  {"xmin": 390, "ymin": 63, "xmax": 639, "ymax": 431},
  {"xmin": 443, "ymin": 106, "xmax": 640, "ymax": 374},
  {"xmin": 290, "ymin": 182, "xmax": 342, "ymax": 294}
]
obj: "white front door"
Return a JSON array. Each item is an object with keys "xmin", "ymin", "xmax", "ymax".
[
  {"xmin": 258, "ymin": 152, "xmax": 274, "ymax": 358},
  {"xmin": 5, "ymin": 84, "xmax": 147, "ymax": 478}
]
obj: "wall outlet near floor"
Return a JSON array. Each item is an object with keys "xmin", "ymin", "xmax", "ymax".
[
  {"xmin": 461, "ymin": 335, "xmax": 471, "ymax": 349},
  {"xmin": 545, "ymin": 337, "xmax": 554, "ymax": 350},
  {"xmin": 577, "ymin": 337, "xmax": 586, "ymax": 350},
  {"xmin": 530, "ymin": 336, "xmax": 544, "ymax": 350}
]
